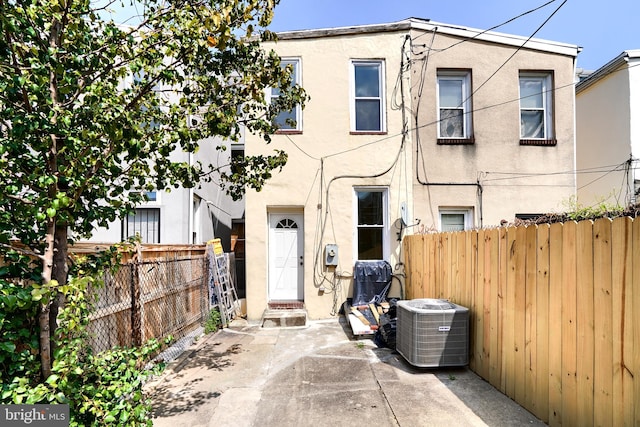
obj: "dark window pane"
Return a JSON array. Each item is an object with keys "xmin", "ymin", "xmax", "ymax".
[
  {"xmin": 355, "ymin": 99, "xmax": 381, "ymax": 131},
  {"xmin": 274, "ymin": 108, "xmax": 296, "ymax": 130},
  {"xmin": 358, "ymin": 228, "xmax": 383, "ymax": 260},
  {"xmin": 441, "ymin": 213, "xmax": 465, "ymax": 231},
  {"xmin": 355, "ymin": 65, "xmax": 380, "ymax": 97},
  {"xmin": 521, "ymin": 110, "xmax": 544, "ymax": 138},
  {"xmin": 357, "ymin": 191, "xmax": 383, "ymax": 225},
  {"xmin": 439, "ymin": 109, "xmax": 464, "ymax": 137}
]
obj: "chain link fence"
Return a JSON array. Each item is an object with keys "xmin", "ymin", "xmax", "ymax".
[{"xmin": 87, "ymin": 256, "xmax": 209, "ymax": 353}]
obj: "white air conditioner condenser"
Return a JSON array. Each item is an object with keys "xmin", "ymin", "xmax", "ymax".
[{"xmin": 396, "ymin": 298, "xmax": 469, "ymax": 368}]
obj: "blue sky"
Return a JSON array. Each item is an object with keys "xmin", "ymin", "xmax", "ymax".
[
  {"xmin": 106, "ymin": 0, "xmax": 639, "ymax": 71},
  {"xmin": 268, "ymin": 0, "xmax": 639, "ymax": 71}
]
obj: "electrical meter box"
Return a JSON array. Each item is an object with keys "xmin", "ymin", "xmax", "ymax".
[{"xmin": 324, "ymin": 244, "xmax": 338, "ymax": 266}]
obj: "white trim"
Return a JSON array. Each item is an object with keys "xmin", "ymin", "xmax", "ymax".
[
  {"xmin": 439, "ymin": 208, "xmax": 473, "ymax": 232},
  {"xmin": 271, "ymin": 57, "xmax": 302, "ymax": 131},
  {"xmin": 519, "ymin": 72, "xmax": 553, "ymax": 139},
  {"xmin": 350, "ymin": 60, "xmax": 386, "ymax": 132},
  {"xmin": 410, "ymin": 20, "xmax": 580, "ymax": 57},
  {"xmin": 274, "ymin": 19, "xmax": 580, "ymax": 58},
  {"xmin": 353, "ymin": 187, "xmax": 390, "ymax": 261},
  {"xmin": 436, "ymin": 71, "xmax": 472, "ymax": 138}
]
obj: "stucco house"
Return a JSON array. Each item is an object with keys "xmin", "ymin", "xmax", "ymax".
[
  {"xmin": 87, "ymin": 135, "xmax": 244, "ymax": 247},
  {"xmin": 575, "ymin": 50, "xmax": 640, "ymax": 208},
  {"xmin": 243, "ymin": 18, "xmax": 580, "ymax": 322}
]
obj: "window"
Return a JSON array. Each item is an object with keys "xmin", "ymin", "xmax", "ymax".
[
  {"xmin": 355, "ymin": 188, "xmax": 388, "ymax": 260},
  {"xmin": 123, "ymin": 208, "xmax": 160, "ymax": 243},
  {"xmin": 437, "ymin": 71, "xmax": 472, "ymax": 141},
  {"xmin": 439, "ymin": 208, "xmax": 473, "ymax": 232},
  {"xmin": 230, "ymin": 148, "xmax": 244, "ymax": 176},
  {"xmin": 519, "ymin": 73, "xmax": 554, "ymax": 142},
  {"xmin": 271, "ymin": 58, "xmax": 301, "ymax": 131},
  {"xmin": 351, "ymin": 60, "xmax": 385, "ymax": 132}
]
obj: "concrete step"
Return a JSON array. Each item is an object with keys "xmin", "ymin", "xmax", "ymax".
[{"xmin": 261, "ymin": 308, "xmax": 307, "ymax": 328}]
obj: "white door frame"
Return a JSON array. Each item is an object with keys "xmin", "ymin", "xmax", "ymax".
[{"xmin": 268, "ymin": 212, "xmax": 304, "ymax": 301}]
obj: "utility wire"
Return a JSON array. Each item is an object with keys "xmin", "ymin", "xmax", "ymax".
[
  {"xmin": 411, "ymin": 0, "xmax": 558, "ymax": 54},
  {"xmin": 279, "ymin": 61, "xmax": 640, "ymax": 164}
]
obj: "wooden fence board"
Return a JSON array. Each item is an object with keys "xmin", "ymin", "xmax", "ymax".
[
  {"xmin": 497, "ymin": 227, "xmax": 507, "ymax": 393},
  {"xmin": 503, "ymin": 226, "xmax": 517, "ymax": 399},
  {"xmin": 633, "ymin": 219, "xmax": 640, "ymax": 426},
  {"xmin": 483, "ymin": 229, "xmax": 493, "ymax": 378},
  {"xmin": 593, "ymin": 218, "xmax": 613, "ymax": 427},
  {"xmin": 489, "ymin": 228, "xmax": 501, "ymax": 389},
  {"xmin": 427, "ymin": 234, "xmax": 437, "ymax": 298},
  {"xmin": 475, "ymin": 229, "xmax": 486, "ymax": 375},
  {"xmin": 536, "ymin": 224, "xmax": 550, "ymax": 423},
  {"xmin": 442, "ymin": 233, "xmax": 451, "ymax": 299},
  {"xmin": 561, "ymin": 221, "xmax": 578, "ymax": 426},
  {"xmin": 524, "ymin": 225, "xmax": 538, "ymax": 414},
  {"xmin": 514, "ymin": 226, "xmax": 527, "ymax": 404},
  {"xmin": 576, "ymin": 220, "xmax": 594, "ymax": 427},
  {"xmin": 611, "ymin": 217, "xmax": 632, "ymax": 426},
  {"xmin": 548, "ymin": 222, "xmax": 563, "ymax": 426},
  {"xmin": 454, "ymin": 232, "xmax": 465, "ymax": 304}
]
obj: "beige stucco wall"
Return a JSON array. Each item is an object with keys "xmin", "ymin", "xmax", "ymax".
[
  {"xmin": 244, "ymin": 25, "xmax": 578, "ymax": 321},
  {"xmin": 410, "ymin": 29, "xmax": 577, "ymax": 227},
  {"xmin": 576, "ymin": 63, "xmax": 632, "ymax": 207},
  {"xmin": 244, "ymin": 30, "xmax": 412, "ymax": 320}
]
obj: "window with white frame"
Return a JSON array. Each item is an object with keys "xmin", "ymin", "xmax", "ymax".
[
  {"xmin": 271, "ymin": 58, "xmax": 301, "ymax": 131},
  {"xmin": 355, "ymin": 188, "xmax": 388, "ymax": 260},
  {"xmin": 351, "ymin": 60, "xmax": 385, "ymax": 132},
  {"xmin": 439, "ymin": 208, "xmax": 473, "ymax": 232},
  {"xmin": 123, "ymin": 208, "xmax": 160, "ymax": 243},
  {"xmin": 437, "ymin": 71, "xmax": 472, "ymax": 139},
  {"xmin": 519, "ymin": 72, "xmax": 553, "ymax": 140}
]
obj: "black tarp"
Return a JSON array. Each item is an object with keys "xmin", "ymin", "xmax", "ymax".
[{"xmin": 352, "ymin": 261, "xmax": 392, "ymax": 306}]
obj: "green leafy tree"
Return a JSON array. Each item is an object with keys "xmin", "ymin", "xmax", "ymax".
[{"xmin": 0, "ymin": 0, "xmax": 306, "ymax": 377}]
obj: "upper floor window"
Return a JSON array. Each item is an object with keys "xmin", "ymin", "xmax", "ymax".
[
  {"xmin": 272, "ymin": 58, "xmax": 301, "ymax": 131},
  {"xmin": 437, "ymin": 71, "xmax": 472, "ymax": 142},
  {"xmin": 351, "ymin": 60, "xmax": 385, "ymax": 133},
  {"xmin": 519, "ymin": 72, "xmax": 554, "ymax": 143}
]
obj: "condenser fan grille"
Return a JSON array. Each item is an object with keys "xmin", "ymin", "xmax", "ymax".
[{"xmin": 396, "ymin": 298, "xmax": 469, "ymax": 368}]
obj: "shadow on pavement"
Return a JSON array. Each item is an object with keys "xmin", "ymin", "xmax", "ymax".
[{"xmin": 150, "ymin": 339, "xmax": 243, "ymax": 418}]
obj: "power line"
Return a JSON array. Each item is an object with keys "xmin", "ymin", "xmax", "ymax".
[{"xmin": 411, "ymin": 0, "xmax": 559, "ymax": 55}]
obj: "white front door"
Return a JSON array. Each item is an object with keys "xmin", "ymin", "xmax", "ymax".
[{"xmin": 268, "ymin": 213, "xmax": 303, "ymax": 301}]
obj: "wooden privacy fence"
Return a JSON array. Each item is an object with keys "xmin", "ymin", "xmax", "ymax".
[{"xmin": 403, "ymin": 217, "xmax": 640, "ymax": 426}]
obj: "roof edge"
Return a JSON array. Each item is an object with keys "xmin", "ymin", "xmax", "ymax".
[
  {"xmin": 270, "ymin": 17, "xmax": 580, "ymax": 57},
  {"xmin": 576, "ymin": 50, "xmax": 640, "ymax": 93}
]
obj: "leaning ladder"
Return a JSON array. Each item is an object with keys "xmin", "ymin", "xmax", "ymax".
[{"xmin": 208, "ymin": 240, "xmax": 240, "ymax": 327}]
